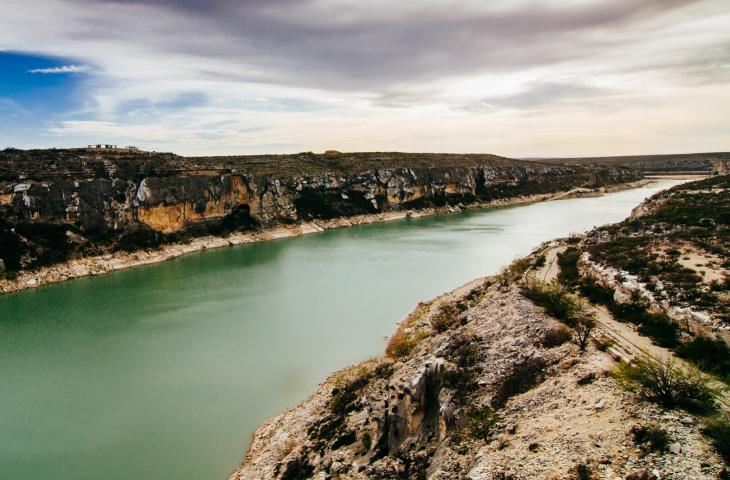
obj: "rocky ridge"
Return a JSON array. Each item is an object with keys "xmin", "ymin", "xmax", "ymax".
[
  {"xmin": 231, "ymin": 283, "xmax": 725, "ymax": 480},
  {"xmin": 0, "ymin": 148, "xmax": 640, "ymax": 292}
]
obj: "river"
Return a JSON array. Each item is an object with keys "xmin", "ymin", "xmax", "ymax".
[{"xmin": 0, "ymin": 179, "xmax": 683, "ymax": 480}]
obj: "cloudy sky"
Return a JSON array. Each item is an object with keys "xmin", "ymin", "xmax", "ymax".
[{"xmin": 1, "ymin": 0, "xmax": 728, "ymax": 156}]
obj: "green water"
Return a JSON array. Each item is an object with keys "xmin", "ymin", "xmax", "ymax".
[{"xmin": 0, "ymin": 180, "xmax": 682, "ymax": 480}]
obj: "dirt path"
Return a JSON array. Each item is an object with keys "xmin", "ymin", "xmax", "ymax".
[
  {"xmin": 530, "ymin": 248, "xmax": 730, "ymax": 411},
  {"xmin": 533, "ymin": 245, "xmax": 566, "ymax": 283}
]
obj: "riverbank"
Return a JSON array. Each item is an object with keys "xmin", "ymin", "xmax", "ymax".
[
  {"xmin": 231, "ymin": 175, "xmax": 727, "ymax": 480},
  {"xmin": 0, "ymin": 177, "xmax": 694, "ymax": 480},
  {"xmin": 0, "ymin": 179, "xmax": 653, "ymax": 296}
]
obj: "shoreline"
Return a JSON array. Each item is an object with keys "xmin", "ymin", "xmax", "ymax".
[
  {"xmin": 0, "ymin": 179, "xmax": 655, "ymax": 296},
  {"xmin": 230, "ymin": 173, "xmax": 726, "ymax": 479}
]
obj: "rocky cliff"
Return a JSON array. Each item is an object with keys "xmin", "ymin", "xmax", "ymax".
[{"xmin": 0, "ymin": 148, "xmax": 639, "ymax": 276}]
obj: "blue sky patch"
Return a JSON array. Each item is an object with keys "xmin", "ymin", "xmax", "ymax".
[{"xmin": 0, "ymin": 51, "xmax": 92, "ymax": 146}]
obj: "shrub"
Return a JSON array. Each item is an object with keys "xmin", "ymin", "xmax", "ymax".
[
  {"xmin": 572, "ymin": 463, "xmax": 593, "ymax": 480},
  {"xmin": 0, "ymin": 270, "xmax": 18, "ymax": 280},
  {"xmin": 521, "ymin": 280, "xmax": 583, "ymax": 325},
  {"xmin": 115, "ymin": 226, "xmax": 165, "ymax": 252},
  {"xmin": 543, "ymin": 325, "xmax": 572, "ymax": 348},
  {"xmin": 566, "ymin": 234, "xmax": 582, "ymax": 245},
  {"xmin": 573, "ymin": 313, "xmax": 596, "ymax": 351},
  {"xmin": 578, "ymin": 277, "xmax": 616, "ymax": 305},
  {"xmin": 630, "ymin": 424, "xmax": 669, "ymax": 453},
  {"xmin": 607, "ymin": 301, "xmax": 680, "ymax": 348},
  {"xmin": 613, "ymin": 355, "xmax": 717, "ymax": 412},
  {"xmin": 497, "ymin": 256, "xmax": 532, "ymax": 286},
  {"xmin": 534, "ymin": 254, "xmax": 546, "ymax": 268},
  {"xmin": 465, "ymin": 406, "xmax": 498, "ymax": 440},
  {"xmin": 522, "ymin": 279, "xmax": 597, "ymax": 349},
  {"xmin": 557, "ymin": 247, "xmax": 581, "ymax": 286},
  {"xmin": 431, "ymin": 303, "xmax": 460, "ymax": 333},
  {"xmin": 676, "ymin": 336, "xmax": 730, "ymax": 382},
  {"xmin": 703, "ymin": 415, "xmax": 730, "ymax": 463},
  {"xmin": 387, "ymin": 328, "xmax": 427, "ymax": 359},
  {"xmin": 635, "ymin": 311, "xmax": 680, "ymax": 349}
]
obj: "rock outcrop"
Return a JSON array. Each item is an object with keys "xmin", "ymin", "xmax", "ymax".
[
  {"xmin": 231, "ymin": 281, "xmax": 726, "ymax": 479},
  {"xmin": 0, "ymin": 148, "xmax": 639, "ymax": 276}
]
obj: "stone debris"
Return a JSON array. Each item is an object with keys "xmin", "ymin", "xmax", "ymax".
[{"xmin": 229, "ymin": 282, "xmax": 726, "ymax": 479}]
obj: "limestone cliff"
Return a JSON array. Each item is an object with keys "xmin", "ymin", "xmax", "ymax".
[{"xmin": 0, "ymin": 149, "xmax": 639, "ymax": 275}]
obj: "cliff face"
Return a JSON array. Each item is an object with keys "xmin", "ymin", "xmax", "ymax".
[{"xmin": 0, "ymin": 148, "xmax": 640, "ymax": 273}]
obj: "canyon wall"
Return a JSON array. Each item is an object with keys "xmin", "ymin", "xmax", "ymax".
[
  {"xmin": 0, "ymin": 149, "xmax": 640, "ymax": 273},
  {"xmin": 538, "ymin": 152, "xmax": 730, "ymax": 173}
]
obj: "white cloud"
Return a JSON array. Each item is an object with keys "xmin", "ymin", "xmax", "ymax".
[
  {"xmin": 28, "ymin": 64, "xmax": 92, "ymax": 74},
  {"xmin": 1, "ymin": 0, "xmax": 729, "ymax": 155}
]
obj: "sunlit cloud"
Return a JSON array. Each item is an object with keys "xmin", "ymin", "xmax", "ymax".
[
  {"xmin": 28, "ymin": 64, "xmax": 92, "ymax": 74},
  {"xmin": 0, "ymin": 0, "xmax": 728, "ymax": 155}
]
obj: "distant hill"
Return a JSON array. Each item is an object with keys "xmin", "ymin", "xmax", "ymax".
[{"xmin": 530, "ymin": 152, "xmax": 730, "ymax": 173}]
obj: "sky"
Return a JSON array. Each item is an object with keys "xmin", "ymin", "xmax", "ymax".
[{"xmin": 0, "ymin": 0, "xmax": 728, "ymax": 157}]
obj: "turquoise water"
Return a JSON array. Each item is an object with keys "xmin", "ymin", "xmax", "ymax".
[{"xmin": 0, "ymin": 180, "xmax": 682, "ymax": 480}]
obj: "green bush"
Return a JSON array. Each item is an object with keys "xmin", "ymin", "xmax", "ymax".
[
  {"xmin": 703, "ymin": 415, "xmax": 730, "ymax": 463},
  {"xmin": 387, "ymin": 328, "xmax": 427, "ymax": 359},
  {"xmin": 465, "ymin": 406, "xmax": 498, "ymax": 440},
  {"xmin": 497, "ymin": 256, "xmax": 532, "ymax": 286},
  {"xmin": 0, "ymin": 270, "xmax": 18, "ymax": 280},
  {"xmin": 578, "ymin": 277, "xmax": 616, "ymax": 305},
  {"xmin": 557, "ymin": 247, "xmax": 581, "ymax": 286},
  {"xmin": 522, "ymin": 279, "xmax": 597, "ymax": 350},
  {"xmin": 573, "ymin": 313, "xmax": 596, "ymax": 351},
  {"xmin": 566, "ymin": 234, "xmax": 582, "ymax": 245},
  {"xmin": 521, "ymin": 280, "xmax": 583, "ymax": 326},
  {"xmin": 534, "ymin": 254, "xmax": 546, "ymax": 268},
  {"xmin": 431, "ymin": 303, "xmax": 461, "ymax": 332},
  {"xmin": 607, "ymin": 301, "xmax": 680, "ymax": 348},
  {"xmin": 571, "ymin": 463, "xmax": 593, "ymax": 480},
  {"xmin": 677, "ymin": 336, "xmax": 730, "ymax": 382},
  {"xmin": 630, "ymin": 423, "xmax": 669, "ymax": 452},
  {"xmin": 613, "ymin": 355, "xmax": 716, "ymax": 413}
]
